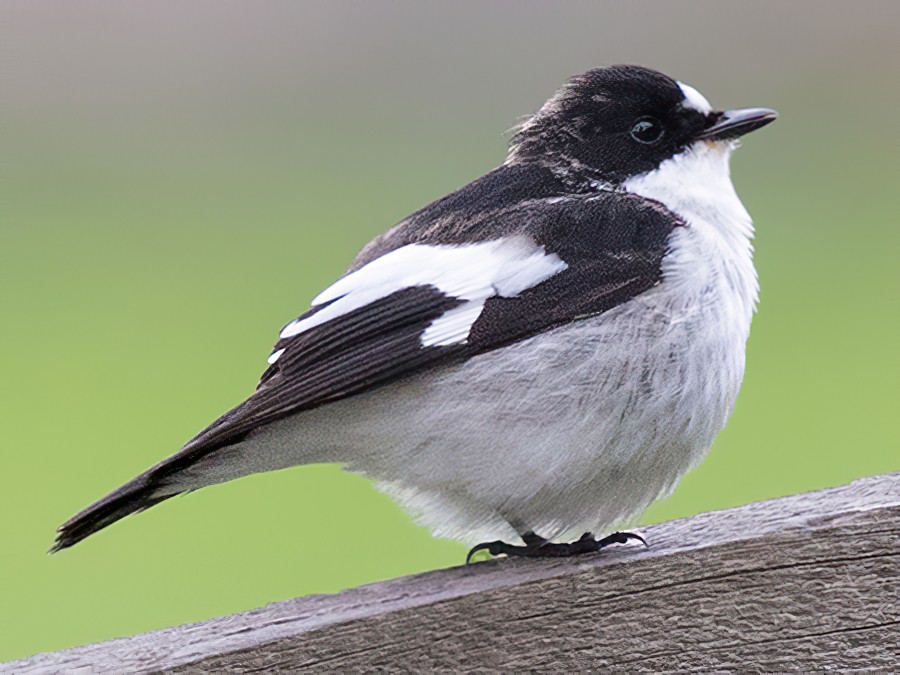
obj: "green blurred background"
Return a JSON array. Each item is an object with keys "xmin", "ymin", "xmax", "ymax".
[{"xmin": 2, "ymin": 0, "xmax": 898, "ymax": 662}]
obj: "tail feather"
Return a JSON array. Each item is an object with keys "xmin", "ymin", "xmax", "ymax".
[
  {"xmin": 50, "ymin": 475, "xmax": 177, "ymax": 553},
  {"xmin": 51, "ymin": 400, "xmax": 256, "ymax": 553}
]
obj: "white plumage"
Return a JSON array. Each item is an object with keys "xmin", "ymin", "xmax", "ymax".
[
  {"xmin": 277, "ymin": 237, "xmax": 567, "ymax": 349},
  {"xmin": 677, "ymin": 81, "xmax": 714, "ymax": 114}
]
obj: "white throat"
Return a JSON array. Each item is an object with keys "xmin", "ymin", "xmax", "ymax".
[
  {"xmin": 623, "ymin": 140, "xmax": 759, "ymax": 325},
  {"xmin": 625, "ymin": 141, "xmax": 751, "ymax": 238}
]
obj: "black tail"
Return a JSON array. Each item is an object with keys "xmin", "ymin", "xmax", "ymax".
[
  {"xmin": 51, "ymin": 399, "xmax": 255, "ymax": 552},
  {"xmin": 50, "ymin": 475, "xmax": 178, "ymax": 553}
]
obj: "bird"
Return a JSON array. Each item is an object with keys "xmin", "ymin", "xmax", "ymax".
[{"xmin": 52, "ymin": 65, "xmax": 777, "ymax": 561}]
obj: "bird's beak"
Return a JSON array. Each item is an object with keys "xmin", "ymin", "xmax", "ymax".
[{"xmin": 697, "ymin": 107, "xmax": 778, "ymax": 141}]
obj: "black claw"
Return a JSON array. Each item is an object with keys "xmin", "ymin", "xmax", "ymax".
[
  {"xmin": 465, "ymin": 541, "xmax": 497, "ymax": 564},
  {"xmin": 596, "ymin": 530, "xmax": 648, "ymax": 549},
  {"xmin": 465, "ymin": 530, "xmax": 647, "ymax": 563},
  {"xmin": 466, "ymin": 539, "xmax": 530, "ymax": 564},
  {"xmin": 466, "ymin": 531, "xmax": 552, "ymax": 564}
]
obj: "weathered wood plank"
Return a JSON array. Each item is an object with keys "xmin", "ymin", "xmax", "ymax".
[{"xmin": 6, "ymin": 472, "xmax": 898, "ymax": 672}]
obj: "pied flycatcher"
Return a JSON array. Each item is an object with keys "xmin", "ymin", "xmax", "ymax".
[{"xmin": 53, "ymin": 65, "xmax": 777, "ymax": 561}]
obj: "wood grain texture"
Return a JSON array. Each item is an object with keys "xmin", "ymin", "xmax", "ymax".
[{"xmin": 6, "ymin": 472, "xmax": 898, "ymax": 672}]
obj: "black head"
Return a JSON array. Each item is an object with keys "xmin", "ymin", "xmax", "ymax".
[{"xmin": 508, "ymin": 65, "xmax": 776, "ymax": 185}]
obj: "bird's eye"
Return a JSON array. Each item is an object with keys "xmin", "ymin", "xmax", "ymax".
[{"xmin": 630, "ymin": 117, "xmax": 665, "ymax": 144}]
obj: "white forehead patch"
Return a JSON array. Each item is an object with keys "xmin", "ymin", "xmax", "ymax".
[{"xmin": 677, "ymin": 81, "xmax": 712, "ymax": 114}]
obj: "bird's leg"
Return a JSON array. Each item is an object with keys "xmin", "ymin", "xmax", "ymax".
[{"xmin": 466, "ymin": 530, "xmax": 646, "ymax": 563}]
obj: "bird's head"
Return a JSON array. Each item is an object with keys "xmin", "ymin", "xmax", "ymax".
[{"xmin": 507, "ymin": 65, "xmax": 777, "ymax": 187}]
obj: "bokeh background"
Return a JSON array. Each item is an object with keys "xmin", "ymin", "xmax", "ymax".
[{"xmin": 2, "ymin": 0, "xmax": 898, "ymax": 661}]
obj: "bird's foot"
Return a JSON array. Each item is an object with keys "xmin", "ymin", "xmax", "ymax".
[{"xmin": 466, "ymin": 530, "xmax": 646, "ymax": 564}]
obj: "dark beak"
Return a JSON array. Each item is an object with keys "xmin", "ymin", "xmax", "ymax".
[{"xmin": 697, "ymin": 107, "xmax": 778, "ymax": 141}]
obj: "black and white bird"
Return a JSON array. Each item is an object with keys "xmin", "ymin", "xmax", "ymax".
[{"xmin": 53, "ymin": 65, "xmax": 777, "ymax": 560}]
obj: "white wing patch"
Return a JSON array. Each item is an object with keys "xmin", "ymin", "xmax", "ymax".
[
  {"xmin": 419, "ymin": 303, "xmax": 485, "ymax": 348},
  {"xmin": 677, "ymin": 81, "xmax": 712, "ymax": 114},
  {"xmin": 277, "ymin": 236, "xmax": 567, "ymax": 349}
]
